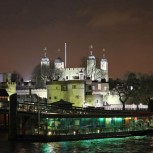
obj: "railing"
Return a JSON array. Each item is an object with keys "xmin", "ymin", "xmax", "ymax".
[
  {"xmin": 104, "ymin": 104, "xmax": 148, "ymax": 110},
  {"xmin": 0, "ymin": 100, "xmax": 149, "ymax": 115}
]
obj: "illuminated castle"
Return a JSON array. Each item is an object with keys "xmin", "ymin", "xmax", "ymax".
[
  {"xmin": 40, "ymin": 45, "xmax": 121, "ymax": 107},
  {"xmin": 41, "ymin": 45, "xmax": 108, "ymax": 82}
]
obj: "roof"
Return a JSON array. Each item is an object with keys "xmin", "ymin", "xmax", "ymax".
[
  {"xmin": 87, "ymin": 51, "xmax": 95, "ymax": 60},
  {"xmin": 51, "ymin": 99, "xmax": 73, "ymax": 107},
  {"xmin": 54, "ymin": 57, "xmax": 63, "ymax": 63}
]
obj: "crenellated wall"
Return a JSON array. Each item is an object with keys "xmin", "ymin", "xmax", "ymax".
[
  {"xmin": 62, "ymin": 68, "xmax": 86, "ymax": 80},
  {"xmin": 17, "ymin": 89, "xmax": 47, "ymax": 98}
]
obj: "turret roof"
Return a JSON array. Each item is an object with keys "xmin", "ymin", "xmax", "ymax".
[{"xmin": 54, "ymin": 57, "xmax": 63, "ymax": 63}]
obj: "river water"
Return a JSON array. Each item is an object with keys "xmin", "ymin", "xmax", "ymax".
[{"xmin": 0, "ymin": 136, "xmax": 153, "ymax": 153}]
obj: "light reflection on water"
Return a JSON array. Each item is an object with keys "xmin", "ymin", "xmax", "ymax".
[
  {"xmin": 0, "ymin": 136, "xmax": 153, "ymax": 153},
  {"xmin": 40, "ymin": 136, "xmax": 153, "ymax": 153}
]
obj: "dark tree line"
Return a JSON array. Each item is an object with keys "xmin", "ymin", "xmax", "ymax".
[{"xmin": 110, "ymin": 72, "xmax": 153, "ymax": 110}]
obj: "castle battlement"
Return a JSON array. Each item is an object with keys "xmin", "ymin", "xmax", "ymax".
[
  {"xmin": 63, "ymin": 67, "xmax": 85, "ymax": 71},
  {"xmin": 17, "ymin": 89, "xmax": 47, "ymax": 98},
  {"xmin": 7, "ymin": 82, "xmax": 16, "ymax": 85}
]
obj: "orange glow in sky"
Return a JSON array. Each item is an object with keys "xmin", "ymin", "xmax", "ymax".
[{"xmin": 0, "ymin": 0, "xmax": 153, "ymax": 80}]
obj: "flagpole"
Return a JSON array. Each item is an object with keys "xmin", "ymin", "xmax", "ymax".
[{"xmin": 65, "ymin": 43, "xmax": 67, "ymax": 68}]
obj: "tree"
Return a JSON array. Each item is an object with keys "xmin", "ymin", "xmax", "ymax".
[
  {"xmin": 138, "ymin": 73, "xmax": 153, "ymax": 104},
  {"xmin": 31, "ymin": 64, "xmax": 42, "ymax": 88},
  {"xmin": 115, "ymin": 82, "xmax": 133, "ymax": 110},
  {"xmin": 112, "ymin": 73, "xmax": 139, "ymax": 110},
  {"xmin": 125, "ymin": 73, "xmax": 140, "ymax": 105},
  {"xmin": 109, "ymin": 78, "xmax": 122, "ymax": 90},
  {"xmin": 31, "ymin": 62, "xmax": 64, "ymax": 87},
  {"xmin": 11, "ymin": 71, "xmax": 23, "ymax": 89},
  {"xmin": 52, "ymin": 67, "xmax": 63, "ymax": 80},
  {"xmin": 11, "ymin": 71, "xmax": 23, "ymax": 83},
  {"xmin": 115, "ymin": 72, "xmax": 153, "ymax": 108}
]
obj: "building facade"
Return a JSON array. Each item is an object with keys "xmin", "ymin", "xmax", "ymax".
[
  {"xmin": 47, "ymin": 80, "xmax": 85, "ymax": 107},
  {"xmin": 41, "ymin": 47, "xmax": 109, "ymax": 82},
  {"xmin": 40, "ymin": 46, "xmax": 121, "ymax": 107}
]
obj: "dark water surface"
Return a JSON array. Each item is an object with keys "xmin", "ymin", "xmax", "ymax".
[{"xmin": 0, "ymin": 136, "xmax": 153, "ymax": 153}]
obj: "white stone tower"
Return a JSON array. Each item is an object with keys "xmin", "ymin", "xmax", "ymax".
[
  {"xmin": 53, "ymin": 57, "xmax": 64, "ymax": 80},
  {"xmin": 54, "ymin": 57, "xmax": 64, "ymax": 69},
  {"xmin": 100, "ymin": 48, "xmax": 108, "ymax": 82},
  {"xmin": 41, "ymin": 47, "xmax": 50, "ymax": 83},
  {"xmin": 86, "ymin": 45, "xmax": 96, "ymax": 80}
]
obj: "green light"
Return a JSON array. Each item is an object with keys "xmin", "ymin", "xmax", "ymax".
[
  {"xmin": 99, "ymin": 118, "xmax": 104, "ymax": 123},
  {"xmin": 40, "ymin": 143, "xmax": 54, "ymax": 153},
  {"xmin": 115, "ymin": 117, "xmax": 123, "ymax": 122}
]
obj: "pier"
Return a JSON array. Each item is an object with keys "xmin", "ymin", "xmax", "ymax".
[{"xmin": 0, "ymin": 94, "xmax": 153, "ymax": 142}]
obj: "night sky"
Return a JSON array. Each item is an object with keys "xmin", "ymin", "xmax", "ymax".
[{"xmin": 0, "ymin": 0, "xmax": 153, "ymax": 80}]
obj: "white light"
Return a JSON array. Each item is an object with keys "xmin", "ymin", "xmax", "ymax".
[
  {"xmin": 130, "ymin": 86, "xmax": 133, "ymax": 90},
  {"xmin": 48, "ymin": 131, "xmax": 52, "ymax": 135}
]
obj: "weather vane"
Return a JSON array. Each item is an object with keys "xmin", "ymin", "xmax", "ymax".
[
  {"xmin": 43, "ymin": 47, "xmax": 47, "ymax": 51},
  {"xmin": 89, "ymin": 44, "xmax": 93, "ymax": 50},
  {"xmin": 43, "ymin": 47, "xmax": 47, "ymax": 57},
  {"xmin": 102, "ymin": 48, "xmax": 106, "ymax": 58},
  {"xmin": 89, "ymin": 44, "xmax": 93, "ymax": 55}
]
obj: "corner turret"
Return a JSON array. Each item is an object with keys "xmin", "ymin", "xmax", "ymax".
[
  {"xmin": 100, "ymin": 48, "xmax": 108, "ymax": 82},
  {"xmin": 86, "ymin": 45, "xmax": 96, "ymax": 80}
]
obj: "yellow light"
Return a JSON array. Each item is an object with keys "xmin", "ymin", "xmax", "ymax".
[
  {"xmin": 48, "ymin": 131, "xmax": 52, "ymax": 135},
  {"xmin": 125, "ymin": 117, "xmax": 131, "ymax": 120}
]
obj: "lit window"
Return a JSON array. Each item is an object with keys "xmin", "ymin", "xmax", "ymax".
[
  {"xmin": 92, "ymin": 86, "xmax": 95, "ymax": 90},
  {"xmin": 98, "ymin": 84, "xmax": 101, "ymax": 90}
]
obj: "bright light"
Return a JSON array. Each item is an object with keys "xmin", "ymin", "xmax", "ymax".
[
  {"xmin": 130, "ymin": 86, "xmax": 133, "ymax": 90},
  {"xmin": 48, "ymin": 131, "xmax": 52, "ymax": 135}
]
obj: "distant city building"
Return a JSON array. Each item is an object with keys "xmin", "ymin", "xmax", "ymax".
[{"xmin": 0, "ymin": 73, "xmax": 12, "ymax": 82}]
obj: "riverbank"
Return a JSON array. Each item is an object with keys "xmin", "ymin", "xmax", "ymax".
[
  {"xmin": 1, "ymin": 128, "xmax": 153, "ymax": 142},
  {"xmin": 14, "ymin": 129, "xmax": 152, "ymax": 142}
]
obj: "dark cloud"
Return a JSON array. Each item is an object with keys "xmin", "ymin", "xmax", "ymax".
[{"xmin": 0, "ymin": 0, "xmax": 153, "ymax": 79}]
